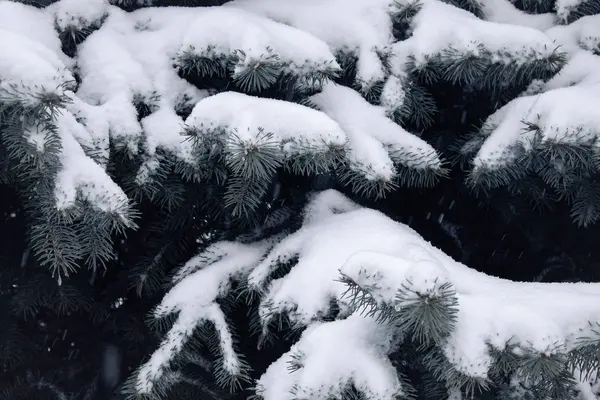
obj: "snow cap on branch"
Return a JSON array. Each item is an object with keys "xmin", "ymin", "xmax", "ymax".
[
  {"xmin": 256, "ymin": 314, "xmax": 406, "ymax": 400},
  {"xmin": 142, "ymin": 189, "xmax": 600, "ymax": 398},
  {"xmin": 230, "ymin": 0, "xmax": 396, "ymax": 88},
  {"xmin": 469, "ymin": 15, "xmax": 600, "ymax": 184},
  {"xmin": 311, "ymin": 82, "xmax": 442, "ymax": 183},
  {"xmin": 135, "ymin": 240, "xmax": 272, "ymax": 394}
]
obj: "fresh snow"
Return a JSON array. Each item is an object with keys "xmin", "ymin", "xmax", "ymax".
[
  {"xmin": 1, "ymin": 0, "xmax": 441, "ymax": 207},
  {"xmin": 555, "ymin": 0, "xmax": 589, "ymax": 23},
  {"xmin": 478, "ymin": 0, "xmax": 554, "ymax": 30},
  {"xmin": 47, "ymin": 0, "xmax": 109, "ymax": 32},
  {"xmin": 311, "ymin": 82, "xmax": 441, "ymax": 181},
  {"xmin": 144, "ymin": 190, "xmax": 600, "ymax": 397},
  {"xmin": 179, "ymin": 6, "xmax": 338, "ymax": 79},
  {"xmin": 0, "ymin": 1, "xmax": 69, "ymax": 67},
  {"xmin": 473, "ymin": 15, "xmax": 600, "ymax": 172},
  {"xmin": 0, "ymin": 29, "xmax": 72, "ymax": 97},
  {"xmin": 137, "ymin": 240, "xmax": 273, "ymax": 393},
  {"xmin": 390, "ymin": 0, "xmax": 557, "ymax": 74},
  {"xmin": 4, "ymin": 0, "xmax": 590, "ymax": 213},
  {"xmin": 186, "ymin": 85, "xmax": 442, "ymax": 182},
  {"xmin": 229, "ymin": 0, "xmax": 395, "ymax": 89},
  {"xmin": 256, "ymin": 314, "xmax": 405, "ymax": 400},
  {"xmin": 53, "ymin": 110, "xmax": 130, "ymax": 215},
  {"xmin": 185, "ymin": 91, "xmax": 347, "ymax": 159}
]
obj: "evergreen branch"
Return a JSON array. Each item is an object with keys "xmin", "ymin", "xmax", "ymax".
[
  {"xmin": 184, "ymin": 127, "xmax": 228, "ymax": 184},
  {"xmin": 568, "ymin": 330, "xmax": 600, "ymax": 380},
  {"xmin": 225, "ymin": 129, "xmax": 283, "ymax": 181},
  {"xmin": 294, "ymin": 69, "xmax": 337, "ymax": 97},
  {"xmin": 231, "ymin": 49, "xmax": 282, "ymax": 92},
  {"xmin": 557, "ymin": 0, "xmax": 600, "ymax": 24},
  {"xmin": 392, "ymin": 82, "xmax": 437, "ymax": 130},
  {"xmin": 338, "ymin": 273, "xmax": 396, "ymax": 323},
  {"xmin": 284, "ymin": 140, "xmax": 346, "ymax": 177},
  {"xmin": 337, "ymin": 165, "xmax": 398, "ymax": 198},
  {"xmin": 423, "ymin": 347, "xmax": 490, "ymax": 397},
  {"xmin": 393, "ymin": 280, "xmax": 458, "ymax": 346},
  {"xmin": 224, "ymin": 176, "xmax": 270, "ymax": 221},
  {"xmin": 441, "ymin": 44, "xmax": 490, "ymax": 86},
  {"xmin": 512, "ymin": 0, "xmax": 554, "ymax": 14},
  {"xmin": 390, "ymin": 0, "xmax": 423, "ymax": 41},
  {"xmin": 467, "ymin": 153, "xmax": 529, "ymax": 190},
  {"xmin": 254, "ymin": 300, "xmax": 305, "ymax": 349},
  {"xmin": 570, "ymin": 181, "xmax": 600, "ymax": 227},
  {"xmin": 515, "ymin": 345, "xmax": 570, "ymax": 385},
  {"xmin": 175, "ymin": 46, "xmax": 230, "ymax": 79},
  {"xmin": 441, "ymin": 0, "xmax": 485, "ymax": 18},
  {"xmin": 405, "ymin": 55, "xmax": 442, "ymax": 86},
  {"xmin": 29, "ymin": 221, "xmax": 84, "ymax": 280},
  {"xmin": 393, "ymin": 161, "xmax": 449, "ymax": 188},
  {"xmin": 77, "ymin": 211, "xmax": 116, "ymax": 272}
]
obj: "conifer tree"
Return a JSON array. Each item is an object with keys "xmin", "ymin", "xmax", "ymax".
[{"xmin": 1, "ymin": 0, "xmax": 600, "ymax": 399}]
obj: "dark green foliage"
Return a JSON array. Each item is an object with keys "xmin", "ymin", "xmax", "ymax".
[
  {"xmin": 511, "ymin": 0, "xmax": 554, "ymax": 14},
  {"xmin": 557, "ymin": 0, "xmax": 600, "ymax": 24},
  {"xmin": 441, "ymin": 0, "xmax": 485, "ymax": 18}
]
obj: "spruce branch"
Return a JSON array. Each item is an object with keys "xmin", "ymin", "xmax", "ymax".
[
  {"xmin": 225, "ymin": 129, "xmax": 282, "ymax": 181},
  {"xmin": 393, "ymin": 280, "xmax": 459, "ymax": 346},
  {"xmin": 441, "ymin": 0, "xmax": 485, "ymax": 18},
  {"xmin": 175, "ymin": 46, "xmax": 230, "ymax": 80},
  {"xmin": 231, "ymin": 49, "xmax": 282, "ymax": 93},
  {"xmin": 557, "ymin": 0, "xmax": 600, "ymax": 24}
]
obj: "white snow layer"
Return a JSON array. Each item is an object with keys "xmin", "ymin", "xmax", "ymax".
[
  {"xmin": 185, "ymin": 91, "xmax": 347, "ymax": 159},
  {"xmin": 229, "ymin": 0, "xmax": 395, "ymax": 88},
  {"xmin": 0, "ymin": 1, "xmax": 73, "ymax": 97},
  {"xmin": 137, "ymin": 240, "xmax": 273, "ymax": 393},
  {"xmin": 257, "ymin": 314, "xmax": 406, "ymax": 400},
  {"xmin": 311, "ymin": 83, "xmax": 441, "ymax": 181},
  {"xmin": 53, "ymin": 109, "xmax": 130, "ymax": 214},
  {"xmin": 75, "ymin": 4, "xmax": 338, "ymax": 155},
  {"xmin": 186, "ymin": 84, "xmax": 441, "ymax": 181},
  {"xmin": 390, "ymin": 0, "xmax": 557, "ymax": 73},
  {"xmin": 473, "ymin": 15, "xmax": 600, "ymax": 171},
  {"xmin": 5, "ymin": 0, "xmax": 593, "ymax": 211},
  {"xmin": 47, "ymin": 0, "xmax": 110, "ymax": 32},
  {"xmin": 143, "ymin": 190, "xmax": 600, "ymax": 398}
]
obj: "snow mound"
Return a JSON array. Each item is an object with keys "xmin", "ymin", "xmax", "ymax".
[
  {"xmin": 471, "ymin": 15, "xmax": 600, "ymax": 175},
  {"xmin": 185, "ymin": 91, "xmax": 347, "ymax": 160},
  {"xmin": 186, "ymin": 85, "xmax": 441, "ymax": 186},
  {"xmin": 178, "ymin": 6, "xmax": 339, "ymax": 84},
  {"xmin": 342, "ymin": 245, "xmax": 600, "ymax": 379},
  {"xmin": 53, "ymin": 109, "xmax": 130, "ymax": 215},
  {"xmin": 229, "ymin": 0, "xmax": 396, "ymax": 89},
  {"xmin": 256, "ymin": 314, "xmax": 406, "ymax": 400},
  {"xmin": 0, "ymin": 2, "xmax": 73, "ymax": 101},
  {"xmin": 311, "ymin": 82, "xmax": 442, "ymax": 182},
  {"xmin": 390, "ymin": 0, "xmax": 557, "ymax": 74},
  {"xmin": 478, "ymin": 0, "xmax": 554, "ymax": 30},
  {"xmin": 0, "ymin": 1, "xmax": 67, "ymax": 65}
]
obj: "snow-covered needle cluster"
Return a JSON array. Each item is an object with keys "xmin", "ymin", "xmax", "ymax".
[{"xmin": 2, "ymin": 0, "xmax": 600, "ymax": 398}]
